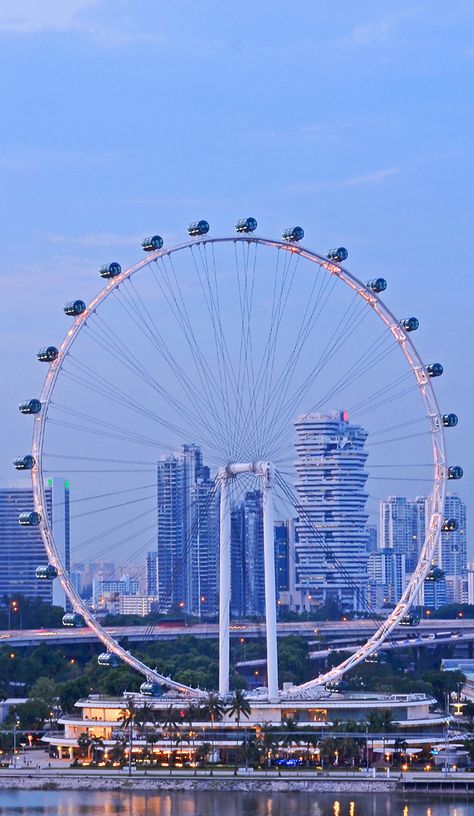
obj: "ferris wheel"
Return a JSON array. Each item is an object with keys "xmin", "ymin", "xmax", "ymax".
[{"xmin": 15, "ymin": 218, "xmax": 461, "ymax": 700}]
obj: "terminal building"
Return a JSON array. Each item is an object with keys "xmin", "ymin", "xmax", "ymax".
[{"xmin": 44, "ymin": 687, "xmax": 446, "ymax": 762}]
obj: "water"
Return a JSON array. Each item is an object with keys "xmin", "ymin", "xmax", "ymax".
[{"xmin": 0, "ymin": 791, "xmax": 472, "ymax": 816}]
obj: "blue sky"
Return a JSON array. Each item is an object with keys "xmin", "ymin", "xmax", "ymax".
[{"xmin": 1, "ymin": 0, "xmax": 472, "ymax": 516}]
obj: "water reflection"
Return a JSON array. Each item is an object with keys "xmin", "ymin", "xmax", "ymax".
[{"xmin": 0, "ymin": 791, "xmax": 472, "ymax": 816}]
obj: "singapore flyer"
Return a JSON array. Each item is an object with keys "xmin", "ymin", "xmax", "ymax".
[{"xmin": 16, "ymin": 218, "xmax": 460, "ymax": 703}]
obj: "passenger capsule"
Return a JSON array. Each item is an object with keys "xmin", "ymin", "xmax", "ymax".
[
  {"xmin": 442, "ymin": 413, "xmax": 458, "ymax": 428},
  {"xmin": 141, "ymin": 235, "xmax": 164, "ymax": 252},
  {"xmin": 62, "ymin": 613, "xmax": 85, "ymax": 628},
  {"xmin": 442, "ymin": 518, "xmax": 459, "ymax": 532},
  {"xmin": 99, "ymin": 262, "xmax": 121, "ymax": 279},
  {"xmin": 327, "ymin": 247, "xmax": 348, "ymax": 262},
  {"xmin": 64, "ymin": 300, "xmax": 86, "ymax": 317},
  {"xmin": 235, "ymin": 217, "xmax": 257, "ymax": 234},
  {"xmin": 448, "ymin": 466, "xmax": 463, "ymax": 480},
  {"xmin": 18, "ymin": 511, "xmax": 41, "ymax": 526},
  {"xmin": 401, "ymin": 317, "xmax": 419, "ymax": 332},
  {"xmin": 325, "ymin": 680, "xmax": 349, "ymax": 693},
  {"xmin": 36, "ymin": 564, "xmax": 58, "ymax": 580},
  {"xmin": 37, "ymin": 346, "xmax": 59, "ymax": 363},
  {"xmin": 140, "ymin": 681, "xmax": 164, "ymax": 697},
  {"xmin": 366, "ymin": 278, "xmax": 387, "ymax": 293},
  {"xmin": 427, "ymin": 363, "xmax": 443, "ymax": 378},
  {"xmin": 13, "ymin": 455, "xmax": 35, "ymax": 471},
  {"xmin": 400, "ymin": 613, "xmax": 420, "ymax": 627},
  {"xmin": 97, "ymin": 652, "xmax": 121, "ymax": 667},
  {"xmin": 426, "ymin": 566, "xmax": 445, "ymax": 582},
  {"xmin": 187, "ymin": 220, "xmax": 209, "ymax": 237},
  {"xmin": 282, "ymin": 226, "xmax": 304, "ymax": 242},
  {"xmin": 19, "ymin": 399, "xmax": 42, "ymax": 415}
]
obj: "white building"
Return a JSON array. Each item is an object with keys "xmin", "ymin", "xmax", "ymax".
[{"xmin": 294, "ymin": 411, "xmax": 369, "ymax": 611}]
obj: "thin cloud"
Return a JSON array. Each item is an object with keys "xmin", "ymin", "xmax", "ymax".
[
  {"xmin": 0, "ymin": 146, "xmax": 117, "ymax": 172},
  {"xmin": 0, "ymin": 0, "xmax": 100, "ymax": 34},
  {"xmin": 346, "ymin": 7, "xmax": 422, "ymax": 46},
  {"xmin": 45, "ymin": 232, "xmax": 142, "ymax": 248},
  {"xmin": 291, "ymin": 167, "xmax": 400, "ymax": 193}
]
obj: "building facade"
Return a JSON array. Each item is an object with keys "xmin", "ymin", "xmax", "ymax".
[
  {"xmin": 0, "ymin": 481, "xmax": 69, "ymax": 607},
  {"xmin": 293, "ymin": 411, "xmax": 369, "ymax": 611},
  {"xmin": 153, "ymin": 445, "xmax": 219, "ymax": 616}
]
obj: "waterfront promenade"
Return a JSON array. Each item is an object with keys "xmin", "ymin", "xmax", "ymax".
[{"xmin": 1, "ymin": 764, "xmax": 474, "ymax": 795}]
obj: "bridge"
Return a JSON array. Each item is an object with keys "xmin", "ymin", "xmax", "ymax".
[{"xmin": 1, "ymin": 618, "xmax": 474, "ymax": 649}]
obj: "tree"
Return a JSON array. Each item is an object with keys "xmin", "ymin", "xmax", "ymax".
[
  {"xmin": 119, "ymin": 696, "xmax": 137, "ymax": 774},
  {"xmin": 29, "ymin": 677, "xmax": 57, "ymax": 708},
  {"xmin": 258, "ymin": 722, "xmax": 277, "ymax": 767},
  {"xmin": 8, "ymin": 700, "xmax": 49, "ymax": 730},
  {"xmin": 201, "ymin": 692, "xmax": 224, "ymax": 765},
  {"xmin": 226, "ymin": 689, "xmax": 251, "ymax": 774},
  {"xmin": 77, "ymin": 732, "xmax": 91, "ymax": 759}
]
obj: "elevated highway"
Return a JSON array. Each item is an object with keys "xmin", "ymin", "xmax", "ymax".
[{"xmin": 1, "ymin": 618, "xmax": 474, "ymax": 649}]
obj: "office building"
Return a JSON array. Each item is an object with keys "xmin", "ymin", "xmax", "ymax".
[
  {"xmin": 293, "ymin": 411, "xmax": 369, "ymax": 612},
  {"xmin": 154, "ymin": 445, "xmax": 219, "ymax": 616},
  {"xmin": 231, "ymin": 490, "xmax": 265, "ymax": 617},
  {"xmin": 368, "ymin": 548, "xmax": 406, "ymax": 607},
  {"xmin": 0, "ymin": 480, "xmax": 70, "ymax": 608}
]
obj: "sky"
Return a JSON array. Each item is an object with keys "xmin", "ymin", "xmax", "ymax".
[{"xmin": 0, "ymin": 0, "xmax": 472, "ymax": 527}]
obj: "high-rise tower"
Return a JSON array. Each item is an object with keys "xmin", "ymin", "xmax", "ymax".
[
  {"xmin": 293, "ymin": 411, "xmax": 369, "ymax": 611},
  {"xmin": 154, "ymin": 445, "xmax": 218, "ymax": 615},
  {"xmin": 0, "ymin": 480, "xmax": 70, "ymax": 607}
]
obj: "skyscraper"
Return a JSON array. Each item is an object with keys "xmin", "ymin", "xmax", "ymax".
[
  {"xmin": 293, "ymin": 411, "xmax": 369, "ymax": 611},
  {"xmin": 379, "ymin": 496, "xmax": 429, "ymax": 572},
  {"xmin": 231, "ymin": 490, "xmax": 265, "ymax": 617},
  {"xmin": 0, "ymin": 480, "xmax": 70, "ymax": 607},
  {"xmin": 441, "ymin": 493, "xmax": 467, "ymax": 604},
  {"xmin": 154, "ymin": 444, "xmax": 218, "ymax": 615},
  {"xmin": 380, "ymin": 492, "xmax": 468, "ymax": 608}
]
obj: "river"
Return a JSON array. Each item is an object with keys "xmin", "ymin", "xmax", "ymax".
[{"xmin": 0, "ymin": 791, "xmax": 472, "ymax": 816}]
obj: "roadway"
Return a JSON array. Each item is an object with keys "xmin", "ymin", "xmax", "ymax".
[{"xmin": 0, "ymin": 618, "xmax": 473, "ymax": 649}]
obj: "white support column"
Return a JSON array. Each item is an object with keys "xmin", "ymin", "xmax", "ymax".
[
  {"xmin": 263, "ymin": 463, "xmax": 279, "ymax": 702},
  {"xmin": 219, "ymin": 473, "xmax": 231, "ymax": 697}
]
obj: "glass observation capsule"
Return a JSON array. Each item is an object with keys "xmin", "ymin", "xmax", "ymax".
[
  {"xmin": 37, "ymin": 346, "xmax": 59, "ymax": 363},
  {"xmin": 18, "ymin": 511, "xmax": 41, "ymax": 526},
  {"xmin": 327, "ymin": 247, "xmax": 348, "ymax": 262},
  {"xmin": 19, "ymin": 399, "xmax": 41, "ymax": 415},
  {"xmin": 325, "ymin": 680, "xmax": 349, "ymax": 693},
  {"xmin": 401, "ymin": 317, "xmax": 419, "ymax": 332},
  {"xmin": 366, "ymin": 278, "xmax": 387, "ymax": 293},
  {"xmin": 98, "ymin": 652, "xmax": 121, "ymax": 667},
  {"xmin": 442, "ymin": 518, "xmax": 459, "ymax": 532},
  {"xmin": 13, "ymin": 455, "xmax": 35, "ymax": 470},
  {"xmin": 426, "ymin": 566, "xmax": 445, "ymax": 582},
  {"xmin": 142, "ymin": 235, "xmax": 164, "ymax": 252},
  {"xmin": 235, "ymin": 217, "xmax": 257, "ymax": 234},
  {"xmin": 36, "ymin": 564, "xmax": 58, "ymax": 580},
  {"xmin": 140, "ymin": 681, "xmax": 164, "ymax": 696},
  {"xmin": 62, "ymin": 613, "xmax": 85, "ymax": 628},
  {"xmin": 442, "ymin": 413, "xmax": 458, "ymax": 427},
  {"xmin": 282, "ymin": 226, "xmax": 304, "ymax": 242},
  {"xmin": 64, "ymin": 300, "xmax": 86, "ymax": 317},
  {"xmin": 400, "ymin": 613, "xmax": 420, "ymax": 626},
  {"xmin": 99, "ymin": 262, "xmax": 122, "ymax": 279},
  {"xmin": 427, "ymin": 362, "xmax": 443, "ymax": 378},
  {"xmin": 448, "ymin": 465, "xmax": 463, "ymax": 480},
  {"xmin": 187, "ymin": 220, "xmax": 209, "ymax": 237}
]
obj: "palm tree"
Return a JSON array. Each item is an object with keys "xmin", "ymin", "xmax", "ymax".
[
  {"xmin": 226, "ymin": 689, "xmax": 252, "ymax": 774},
  {"xmin": 258, "ymin": 722, "xmax": 277, "ymax": 768},
  {"xmin": 162, "ymin": 705, "xmax": 179, "ymax": 764},
  {"xmin": 201, "ymin": 692, "xmax": 225, "ymax": 767},
  {"xmin": 77, "ymin": 732, "xmax": 91, "ymax": 761},
  {"xmin": 280, "ymin": 716, "xmax": 300, "ymax": 759},
  {"xmin": 90, "ymin": 737, "xmax": 105, "ymax": 764},
  {"xmin": 119, "ymin": 696, "xmax": 137, "ymax": 776},
  {"xmin": 185, "ymin": 702, "xmax": 202, "ymax": 764},
  {"xmin": 109, "ymin": 737, "xmax": 126, "ymax": 766}
]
